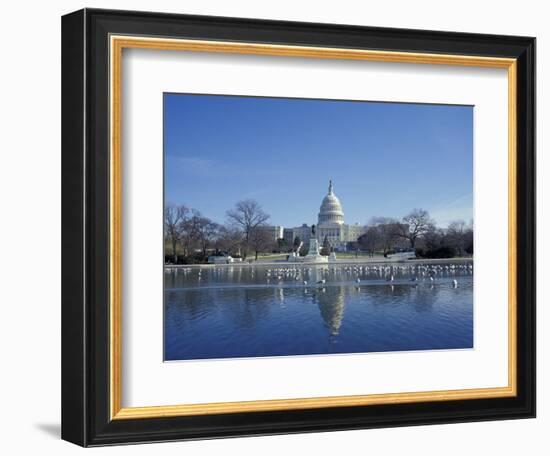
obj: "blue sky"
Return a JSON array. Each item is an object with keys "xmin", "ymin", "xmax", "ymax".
[{"xmin": 164, "ymin": 94, "xmax": 473, "ymax": 228}]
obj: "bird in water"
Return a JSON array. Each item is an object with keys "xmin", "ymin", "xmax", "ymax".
[
  {"xmin": 356, "ymin": 278, "xmax": 361, "ymax": 283},
  {"xmin": 452, "ymin": 279, "xmax": 458, "ymax": 288},
  {"xmin": 303, "ymin": 280, "xmax": 308, "ymax": 285},
  {"xmin": 316, "ymin": 279, "xmax": 326, "ymax": 284}
]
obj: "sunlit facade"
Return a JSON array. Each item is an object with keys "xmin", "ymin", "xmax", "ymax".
[{"xmin": 281, "ymin": 180, "xmax": 366, "ymax": 251}]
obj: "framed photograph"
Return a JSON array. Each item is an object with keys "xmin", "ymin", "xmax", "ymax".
[{"xmin": 62, "ymin": 8, "xmax": 535, "ymax": 446}]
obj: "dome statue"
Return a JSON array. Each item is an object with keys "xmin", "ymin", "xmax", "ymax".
[{"xmin": 318, "ymin": 179, "xmax": 344, "ymax": 226}]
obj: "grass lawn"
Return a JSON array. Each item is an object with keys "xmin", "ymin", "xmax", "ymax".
[
  {"xmin": 334, "ymin": 251, "xmax": 382, "ymax": 259},
  {"xmin": 253, "ymin": 253, "xmax": 289, "ymax": 262}
]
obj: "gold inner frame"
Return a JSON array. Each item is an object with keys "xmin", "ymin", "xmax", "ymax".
[{"xmin": 109, "ymin": 35, "xmax": 518, "ymax": 420}]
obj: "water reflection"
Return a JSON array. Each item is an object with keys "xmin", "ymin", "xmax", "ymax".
[
  {"xmin": 164, "ymin": 262, "xmax": 474, "ymax": 361},
  {"xmin": 315, "ymin": 286, "xmax": 346, "ymax": 337}
]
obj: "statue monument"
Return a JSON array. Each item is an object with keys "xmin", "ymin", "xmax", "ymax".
[{"xmin": 303, "ymin": 224, "xmax": 328, "ymax": 263}]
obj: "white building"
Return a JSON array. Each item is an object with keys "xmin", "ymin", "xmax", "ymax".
[
  {"xmin": 284, "ymin": 180, "xmax": 366, "ymax": 252},
  {"xmin": 283, "ymin": 224, "xmax": 310, "ymax": 247},
  {"xmin": 264, "ymin": 225, "xmax": 284, "ymax": 242}
]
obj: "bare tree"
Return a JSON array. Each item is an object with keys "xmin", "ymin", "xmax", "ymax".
[
  {"xmin": 423, "ymin": 225, "xmax": 444, "ymax": 251},
  {"xmin": 226, "ymin": 199, "xmax": 270, "ymax": 259},
  {"xmin": 193, "ymin": 216, "xmax": 220, "ymax": 256},
  {"xmin": 369, "ymin": 216, "xmax": 395, "ymax": 226},
  {"xmin": 215, "ymin": 226, "xmax": 244, "ymax": 257},
  {"xmin": 164, "ymin": 204, "xmax": 189, "ymax": 263},
  {"xmin": 358, "ymin": 226, "xmax": 379, "ymax": 257},
  {"xmin": 447, "ymin": 220, "xmax": 473, "ymax": 256},
  {"xmin": 178, "ymin": 209, "xmax": 202, "ymax": 257},
  {"xmin": 397, "ymin": 209, "xmax": 435, "ymax": 249},
  {"xmin": 249, "ymin": 226, "xmax": 273, "ymax": 261},
  {"xmin": 367, "ymin": 217, "xmax": 401, "ymax": 255}
]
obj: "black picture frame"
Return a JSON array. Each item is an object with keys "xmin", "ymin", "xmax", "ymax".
[{"xmin": 62, "ymin": 8, "xmax": 536, "ymax": 447}]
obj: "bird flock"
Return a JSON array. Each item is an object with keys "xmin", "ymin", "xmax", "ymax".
[{"xmin": 166, "ymin": 262, "xmax": 473, "ymax": 289}]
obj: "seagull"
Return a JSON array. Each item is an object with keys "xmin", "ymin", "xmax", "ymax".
[
  {"xmin": 452, "ymin": 279, "xmax": 458, "ymax": 288},
  {"xmin": 303, "ymin": 280, "xmax": 308, "ymax": 285},
  {"xmin": 356, "ymin": 278, "xmax": 361, "ymax": 283},
  {"xmin": 316, "ymin": 279, "xmax": 326, "ymax": 284}
]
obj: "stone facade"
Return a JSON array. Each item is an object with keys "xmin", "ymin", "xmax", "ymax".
[
  {"xmin": 284, "ymin": 180, "xmax": 366, "ymax": 252},
  {"xmin": 282, "ymin": 224, "xmax": 311, "ymax": 248},
  {"xmin": 264, "ymin": 225, "xmax": 283, "ymax": 242}
]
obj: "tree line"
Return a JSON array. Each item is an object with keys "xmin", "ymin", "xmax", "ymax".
[
  {"xmin": 165, "ymin": 202, "xmax": 473, "ymax": 264},
  {"xmin": 357, "ymin": 209, "xmax": 473, "ymax": 258},
  {"xmin": 165, "ymin": 199, "xmax": 275, "ymax": 264}
]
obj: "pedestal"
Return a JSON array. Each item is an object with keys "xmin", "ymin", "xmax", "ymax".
[{"xmin": 303, "ymin": 238, "xmax": 328, "ymax": 263}]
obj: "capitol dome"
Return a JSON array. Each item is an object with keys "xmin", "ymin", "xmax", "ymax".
[{"xmin": 318, "ymin": 180, "xmax": 344, "ymax": 226}]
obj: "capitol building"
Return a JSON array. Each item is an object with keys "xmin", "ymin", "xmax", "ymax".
[{"xmin": 277, "ymin": 180, "xmax": 366, "ymax": 252}]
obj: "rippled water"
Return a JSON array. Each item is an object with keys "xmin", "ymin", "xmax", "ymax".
[{"xmin": 164, "ymin": 262, "xmax": 473, "ymax": 361}]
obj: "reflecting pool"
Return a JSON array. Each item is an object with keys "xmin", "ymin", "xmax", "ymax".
[{"xmin": 164, "ymin": 262, "xmax": 473, "ymax": 361}]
